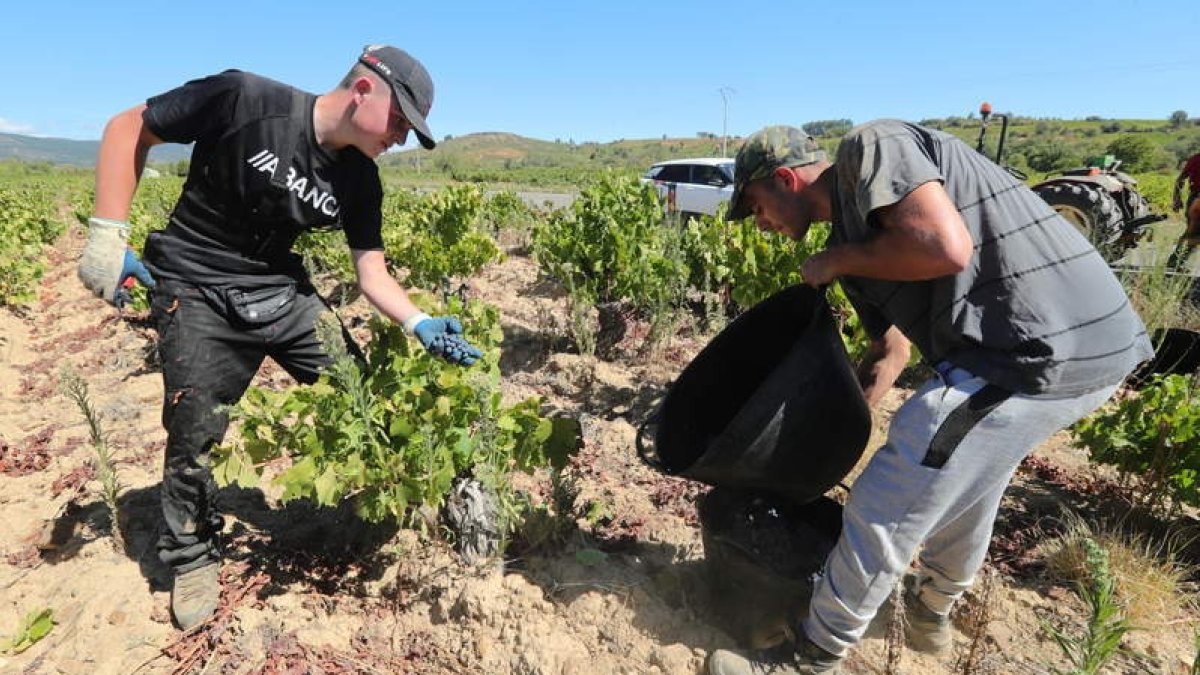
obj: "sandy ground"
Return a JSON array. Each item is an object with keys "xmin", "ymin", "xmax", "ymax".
[{"xmin": 1, "ymin": 224, "xmax": 1197, "ymax": 675}]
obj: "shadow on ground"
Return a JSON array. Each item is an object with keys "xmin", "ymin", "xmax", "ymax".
[{"xmin": 37, "ymin": 484, "xmax": 401, "ymax": 597}]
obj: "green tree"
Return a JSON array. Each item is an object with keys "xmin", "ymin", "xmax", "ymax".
[
  {"xmin": 1019, "ymin": 139, "xmax": 1075, "ymax": 172},
  {"xmin": 802, "ymin": 119, "xmax": 854, "ymax": 138},
  {"xmin": 1167, "ymin": 137, "xmax": 1200, "ymax": 163},
  {"xmin": 1170, "ymin": 110, "xmax": 1189, "ymax": 128},
  {"xmin": 1106, "ymin": 135, "xmax": 1168, "ymax": 172}
]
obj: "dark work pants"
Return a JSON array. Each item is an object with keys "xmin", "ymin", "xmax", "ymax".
[{"xmin": 149, "ymin": 279, "xmax": 360, "ymax": 573}]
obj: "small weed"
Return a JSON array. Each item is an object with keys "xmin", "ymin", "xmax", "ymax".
[
  {"xmin": 883, "ymin": 580, "xmax": 905, "ymax": 674},
  {"xmin": 566, "ymin": 284, "xmax": 597, "ymax": 357},
  {"xmin": 1041, "ymin": 536, "xmax": 1133, "ymax": 675},
  {"xmin": 59, "ymin": 367, "xmax": 124, "ymax": 554},
  {"xmin": 1192, "ymin": 629, "xmax": 1200, "ymax": 675},
  {"xmin": 954, "ymin": 567, "xmax": 996, "ymax": 675},
  {"xmin": 583, "ymin": 499, "xmax": 613, "ymax": 527},
  {"xmin": 1, "ymin": 608, "xmax": 54, "ymax": 655},
  {"xmin": 513, "ymin": 468, "xmax": 581, "ymax": 554}
]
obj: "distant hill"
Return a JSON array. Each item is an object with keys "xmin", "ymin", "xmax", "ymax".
[
  {"xmin": 5, "ymin": 114, "xmax": 1198, "ymax": 180},
  {"xmin": 378, "ymin": 118, "xmax": 1200, "ymax": 189},
  {"xmin": 382, "ymin": 131, "xmax": 739, "ymax": 171},
  {"xmin": 378, "ymin": 131, "xmax": 742, "ymax": 188},
  {"xmin": 0, "ymin": 128, "xmax": 734, "ymax": 171},
  {"xmin": 0, "ymin": 133, "xmax": 192, "ymax": 166}
]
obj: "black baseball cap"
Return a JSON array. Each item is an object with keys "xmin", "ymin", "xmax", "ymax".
[{"xmin": 358, "ymin": 44, "xmax": 436, "ymax": 149}]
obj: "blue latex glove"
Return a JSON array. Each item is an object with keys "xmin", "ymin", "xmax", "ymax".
[
  {"xmin": 122, "ymin": 249, "xmax": 156, "ymax": 288},
  {"xmin": 412, "ymin": 316, "xmax": 482, "ymax": 366},
  {"xmin": 113, "ymin": 249, "xmax": 156, "ymax": 308}
]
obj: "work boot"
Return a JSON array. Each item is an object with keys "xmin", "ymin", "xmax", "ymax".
[
  {"xmin": 903, "ymin": 589, "xmax": 952, "ymax": 654},
  {"xmin": 708, "ymin": 633, "xmax": 842, "ymax": 675},
  {"xmin": 170, "ymin": 563, "xmax": 220, "ymax": 630},
  {"xmin": 864, "ymin": 573, "xmax": 953, "ymax": 654}
]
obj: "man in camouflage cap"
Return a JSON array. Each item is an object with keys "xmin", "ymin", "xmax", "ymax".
[
  {"xmin": 706, "ymin": 122, "xmax": 1153, "ymax": 675},
  {"xmin": 726, "ymin": 125, "xmax": 826, "ymax": 222}
]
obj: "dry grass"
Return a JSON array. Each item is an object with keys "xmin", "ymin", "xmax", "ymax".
[
  {"xmin": 1122, "ymin": 217, "xmax": 1200, "ymax": 333},
  {"xmin": 953, "ymin": 567, "xmax": 997, "ymax": 675},
  {"xmin": 1039, "ymin": 513, "xmax": 1195, "ymax": 629}
]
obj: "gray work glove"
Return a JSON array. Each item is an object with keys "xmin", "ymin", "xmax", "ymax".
[{"xmin": 78, "ymin": 217, "xmax": 155, "ymax": 307}]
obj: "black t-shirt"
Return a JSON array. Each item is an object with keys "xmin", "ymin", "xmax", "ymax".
[{"xmin": 141, "ymin": 70, "xmax": 383, "ymax": 287}]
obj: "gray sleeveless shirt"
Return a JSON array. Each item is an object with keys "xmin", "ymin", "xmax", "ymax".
[{"xmin": 830, "ymin": 120, "xmax": 1153, "ymax": 397}]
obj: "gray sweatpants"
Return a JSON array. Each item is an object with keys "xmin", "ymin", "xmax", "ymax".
[{"xmin": 802, "ymin": 364, "xmax": 1118, "ymax": 656}]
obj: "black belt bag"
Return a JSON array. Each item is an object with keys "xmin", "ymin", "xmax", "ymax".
[{"xmin": 202, "ymin": 284, "xmax": 297, "ymax": 326}]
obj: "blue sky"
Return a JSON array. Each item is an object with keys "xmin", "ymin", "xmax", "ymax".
[{"xmin": 1, "ymin": 0, "xmax": 1196, "ymax": 148}]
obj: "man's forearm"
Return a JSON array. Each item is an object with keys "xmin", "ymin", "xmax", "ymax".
[
  {"xmin": 856, "ymin": 327, "xmax": 911, "ymax": 407},
  {"xmin": 858, "ymin": 351, "xmax": 906, "ymax": 407},
  {"xmin": 352, "ymin": 249, "xmax": 424, "ymax": 326},
  {"xmin": 359, "ymin": 273, "xmax": 422, "ymax": 326}
]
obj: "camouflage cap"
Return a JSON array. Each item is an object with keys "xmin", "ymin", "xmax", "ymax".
[{"xmin": 726, "ymin": 125, "xmax": 827, "ymax": 221}]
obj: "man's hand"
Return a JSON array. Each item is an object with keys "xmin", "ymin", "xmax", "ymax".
[
  {"xmin": 801, "ymin": 250, "xmax": 841, "ymax": 287},
  {"xmin": 113, "ymin": 249, "xmax": 157, "ymax": 308},
  {"xmin": 410, "ymin": 315, "xmax": 482, "ymax": 366},
  {"xmin": 79, "ymin": 217, "xmax": 156, "ymax": 307},
  {"xmin": 856, "ymin": 326, "xmax": 911, "ymax": 407}
]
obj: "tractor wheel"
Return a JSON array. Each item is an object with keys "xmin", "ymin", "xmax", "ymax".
[
  {"xmin": 1113, "ymin": 188, "xmax": 1156, "ymax": 251},
  {"xmin": 1033, "ymin": 181, "xmax": 1124, "ymax": 253},
  {"xmin": 1122, "ymin": 188, "xmax": 1153, "ymax": 222}
]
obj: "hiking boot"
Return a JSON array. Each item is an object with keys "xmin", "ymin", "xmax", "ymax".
[
  {"xmin": 903, "ymin": 589, "xmax": 952, "ymax": 653},
  {"xmin": 864, "ymin": 573, "xmax": 952, "ymax": 654},
  {"xmin": 708, "ymin": 634, "xmax": 843, "ymax": 675},
  {"xmin": 171, "ymin": 563, "xmax": 220, "ymax": 630}
]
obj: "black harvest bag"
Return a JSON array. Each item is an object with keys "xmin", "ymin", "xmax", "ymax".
[{"xmin": 637, "ymin": 285, "xmax": 871, "ymax": 505}]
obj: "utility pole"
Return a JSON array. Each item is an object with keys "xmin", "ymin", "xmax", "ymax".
[{"xmin": 718, "ymin": 87, "xmax": 735, "ymax": 157}]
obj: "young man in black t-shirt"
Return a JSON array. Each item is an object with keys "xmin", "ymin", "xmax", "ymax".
[{"xmin": 79, "ymin": 45, "xmax": 480, "ymax": 630}]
